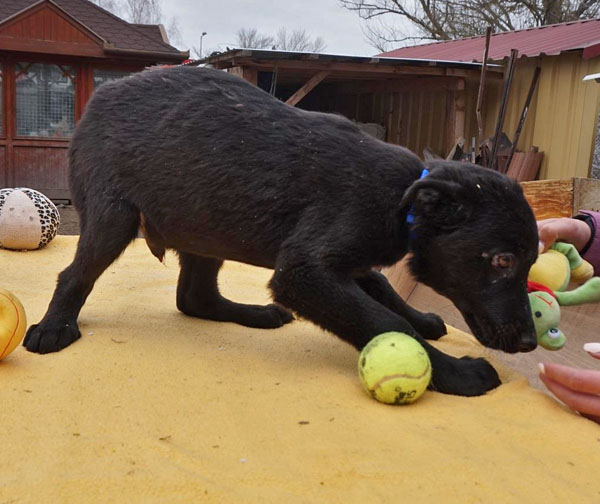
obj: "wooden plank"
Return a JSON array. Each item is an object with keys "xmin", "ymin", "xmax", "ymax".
[
  {"xmin": 453, "ymin": 78, "xmax": 466, "ymax": 148},
  {"xmin": 388, "ymin": 92, "xmax": 400, "ymax": 144},
  {"xmin": 573, "ymin": 177, "xmax": 600, "ymax": 212},
  {"xmin": 285, "ymin": 70, "xmax": 330, "ymax": 106},
  {"xmin": 210, "ymin": 55, "xmax": 503, "ymax": 79},
  {"xmin": 445, "ymin": 88, "xmax": 457, "ymax": 153},
  {"xmin": 241, "ymin": 59, "xmax": 449, "ymax": 76},
  {"xmin": 521, "ymin": 179, "xmax": 574, "ymax": 219},
  {"xmin": 521, "ymin": 177, "xmax": 600, "ymax": 219},
  {"xmin": 507, "ymin": 148, "xmax": 543, "ymax": 182}
]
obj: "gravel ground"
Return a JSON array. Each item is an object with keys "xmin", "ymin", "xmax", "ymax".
[{"xmin": 56, "ymin": 205, "xmax": 80, "ymax": 235}]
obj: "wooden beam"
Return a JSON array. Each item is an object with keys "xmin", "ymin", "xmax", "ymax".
[
  {"xmin": 255, "ymin": 60, "xmax": 447, "ymax": 76},
  {"xmin": 453, "ymin": 77, "xmax": 466, "ymax": 145},
  {"xmin": 212, "ymin": 57, "xmax": 505, "ymax": 78},
  {"xmin": 285, "ymin": 70, "xmax": 330, "ymax": 106},
  {"xmin": 520, "ymin": 178, "xmax": 600, "ymax": 220},
  {"xmin": 446, "ymin": 77, "xmax": 466, "ymax": 152}
]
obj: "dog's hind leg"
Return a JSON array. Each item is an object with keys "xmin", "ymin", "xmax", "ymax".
[
  {"xmin": 270, "ymin": 261, "xmax": 500, "ymax": 396},
  {"xmin": 176, "ymin": 253, "xmax": 294, "ymax": 329},
  {"xmin": 24, "ymin": 200, "xmax": 141, "ymax": 354},
  {"xmin": 355, "ymin": 270, "xmax": 447, "ymax": 341}
]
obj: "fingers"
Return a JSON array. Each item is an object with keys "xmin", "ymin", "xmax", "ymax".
[
  {"xmin": 539, "ymin": 371, "xmax": 600, "ymax": 421},
  {"xmin": 539, "ymin": 362, "xmax": 600, "ymax": 395},
  {"xmin": 536, "ymin": 218, "xmax": 592, "ymax": 252}
]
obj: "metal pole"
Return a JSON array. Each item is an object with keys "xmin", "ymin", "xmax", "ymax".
[
  {"xmin": 199, "ymin": 31, "xmax": 207, "ymax": 59},
  {"xmin": 489, "ymin": 48, "xmax": 518, "ymax": 170},
  {"xmin": 504, "ymin": 66, "xmax": 541, "ymax": 173}
]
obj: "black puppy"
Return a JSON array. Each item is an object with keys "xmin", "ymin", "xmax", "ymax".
[{"xmin": 24, "ymin": 66, "xmax": 539, "ymax": 397}]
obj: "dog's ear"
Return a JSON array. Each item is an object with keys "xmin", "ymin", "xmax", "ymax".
[{"xmin": 400, "ymin": 178, "xmax": 472, "ymax": 228}]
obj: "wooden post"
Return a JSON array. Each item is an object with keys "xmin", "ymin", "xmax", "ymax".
[
  {"xmin": 446, "ymin": 77, "xmax": 466, "ymax": 153},
  {"xmin": 476, "ymin": 27, "xmax": 492, "ymax": 146},
  {"xmin": 285, "ymin": 70, "xmax": 330, "ymax": 107},
  {"xmin": 454, "ymin": 77, "xmax": 466, "ymax": 144}
]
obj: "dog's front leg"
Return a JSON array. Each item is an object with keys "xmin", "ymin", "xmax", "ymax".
[
  {"xmin": 270, "ymin": 263, "xmax": 500, "ymax": 397},
  {"xmin": 355, "ymin": 270, "xmax": 447, "ymax": 341}
]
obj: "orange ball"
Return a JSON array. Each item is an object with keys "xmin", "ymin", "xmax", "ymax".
[{"xmin": 0, "ymin": 288, "xmax": 27, "ymax": 359}]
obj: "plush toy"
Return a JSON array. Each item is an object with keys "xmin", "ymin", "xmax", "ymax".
[
  {"xmin": 0, "ymin": 188, "xmax": 60, "ymax": 250},
  {"xmin": 528, "ymin": 243, "xmax": 600, "ymax": 350},
  {"xmin": 529, "ymin": 242, "xmax": 593, "ymax": 291}
]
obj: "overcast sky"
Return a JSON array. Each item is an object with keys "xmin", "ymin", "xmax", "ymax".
[{"xmin": 161, "ymin": 0, "xmax": 377, "ymax": 57}]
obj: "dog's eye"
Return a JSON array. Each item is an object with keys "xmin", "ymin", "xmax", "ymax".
[{"xmin": 492, "ymin": 253, "xmax": 514, "ymax": 269}]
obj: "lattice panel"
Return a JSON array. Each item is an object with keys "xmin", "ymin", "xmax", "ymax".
[{"xmin": 15, "ymin": 63, "xmax": 75, "ymax": 138}]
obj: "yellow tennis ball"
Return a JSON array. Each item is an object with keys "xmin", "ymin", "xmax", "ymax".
[
  {"xmin": 358, "ymin": 332, "xmax": 432, "ymax": 405},
  {"xmin": 0, "ymin": 288, "xmax": 27, "ymax": 360}
]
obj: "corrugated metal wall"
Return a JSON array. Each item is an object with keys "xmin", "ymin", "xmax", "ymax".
[{"xmin": 481, "ymin": 54, "xmax": 600, "ymax": 179}]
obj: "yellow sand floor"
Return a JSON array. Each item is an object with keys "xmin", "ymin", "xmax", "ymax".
[{"xmin": 0, "ymin": 236, "xmax": 599, "ymax": 503}]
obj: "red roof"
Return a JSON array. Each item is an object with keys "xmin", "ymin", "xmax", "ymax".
[
  {"xmin": 0, "ymin": 0, "xmax": 186, "ymax": 59},
  {"xmin": 380, "ymin": 18, "xmax": 600, "ymax": 62}
]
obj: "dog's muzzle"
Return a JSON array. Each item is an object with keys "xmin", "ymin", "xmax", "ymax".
[{"xmin": 462, "ymin": 311, "xmax": 537, "ymax": 353}]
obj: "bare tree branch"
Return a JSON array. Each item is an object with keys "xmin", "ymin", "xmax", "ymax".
[
  {"xmin": 339, "ymin": 0, "xmax": 600, "ymax": 50},
  {"xmin": 274, "ymin": 28, "xmax": 327, "ymax": 52},
  {"xmin": 235, "ymin": 28, "xmax": 275, "ymax": 49}
]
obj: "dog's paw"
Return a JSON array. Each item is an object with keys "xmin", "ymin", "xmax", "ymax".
[
  {"xmin": 240, "ymin": 303, "xmax": 295, "ymax": 329},
  {"xmin": 412, "ymin": 312, "xmax": 447, "ymax": 340},
  {"xmin": 23, "ymin": 321, "xmax": 81, "ymax": 354},
  {"xmin": 266, "ymin": 303, "xmax": 295, "ymax": 327},
  {"xmin": 430, "ymin": 355, "xmax": 501, "ymax": 397}
]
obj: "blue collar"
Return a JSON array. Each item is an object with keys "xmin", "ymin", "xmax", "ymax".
[{"xmin": 406, "ymin": 168, "xmax": 429, "ymax": 226}]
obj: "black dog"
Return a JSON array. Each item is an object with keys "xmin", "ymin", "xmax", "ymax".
[{"xmin": 24, "ymin": 66, "xmax": 539, "ymax": 397}]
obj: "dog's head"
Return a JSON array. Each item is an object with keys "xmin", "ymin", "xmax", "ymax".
[{"xmin": 402, "ymin": 161, "xmax": 538, "ymax": 353}]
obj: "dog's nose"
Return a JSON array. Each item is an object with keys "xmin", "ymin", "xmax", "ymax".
[{"xmin": 519, "ymin": 335, "xmax": 537, "ymax": 353}]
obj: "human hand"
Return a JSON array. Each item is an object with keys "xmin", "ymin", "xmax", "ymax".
[
  {"xmin": 537, "ymin": 217, "xmax": 592, "ymax": 254},
  {"xmin": 539, "ymin": 344, "xmax": 600, "ymax": 424}
]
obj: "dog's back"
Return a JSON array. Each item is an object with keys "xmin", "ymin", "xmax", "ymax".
[{"xmin": 70, "ymin": 66, "xmax": 423, "ymax": 267}]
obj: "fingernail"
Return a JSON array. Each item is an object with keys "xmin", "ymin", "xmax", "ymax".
[
  {"xmin": 584, "ymin": 342, "xmax": 600, "ymax": 358},
  {"xmin": 538, "ymin": 241, "xmax": 545, "ymax": 254},
  {"xmin": 538, "ymin": 362, "xmax": 546, "ymax": 375}
]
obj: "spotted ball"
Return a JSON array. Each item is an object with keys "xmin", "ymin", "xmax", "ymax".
[{"xmin": 0, "ymin": 188, "xmax": 60, "ymax": 250}]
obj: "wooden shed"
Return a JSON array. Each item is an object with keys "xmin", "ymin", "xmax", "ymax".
[
  {"xmin": 204, "ymin": 49, "xmax": 502, "ymax": 161},
  {"xmin": 382, "ymin": 19, "xmax": 600, "ymax": 180},
  {"xmin": 0, "ymin": 0, "xmax": 188, "ymax": 200}
]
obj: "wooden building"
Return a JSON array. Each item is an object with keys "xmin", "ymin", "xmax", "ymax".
[
  {"xmin": 0, "ymin": 0, "xmax": 188, "ymax": 200},
  {"xmin": 382, "ymin": 19, "xmax": 600, "ymax": 180},
  {"xmin": 204, "ymin": 49, "xmax": 502, "ymax": 162}
]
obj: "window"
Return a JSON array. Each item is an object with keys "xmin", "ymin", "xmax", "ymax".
[
  {"xmin": 93, "ymin": 68, "xmax": 131, "ymax": 90},
  {"xmin": 15, "ymin": 63, "xmax": 75, "ymax": 138}
]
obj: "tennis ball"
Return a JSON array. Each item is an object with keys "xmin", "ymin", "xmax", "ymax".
[
  {"xmin": 0, "ymin": 288, "xmax": 27, "ymax": 360},
  {"xmin": 358, "ymin": 332, "xmax": 431, "ymax": 405}
]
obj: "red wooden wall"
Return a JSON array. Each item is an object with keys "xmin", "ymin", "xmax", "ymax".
[{"xmin": 0, "ymin": 3, "xmax": 144, "ymax": 200}]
